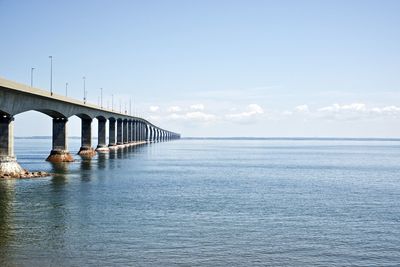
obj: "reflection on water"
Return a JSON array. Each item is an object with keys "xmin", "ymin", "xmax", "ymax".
[
  {"xmin": 97, "ymin": 152, "xmax": 108, "ymax": 170},
  {"xmin": 50, "ymin": 162, "xmax": 70, "ymax": 175},
  {"xmin": 0, "ymin": 180, "xmax": 15, "ymax": 262},
  {"xmin": 80, "ymin": 158, "xmax": 93, "ymax": 182},
  {"xmin": 1, "ymin": 139, "xmax": 400, "ymax": 266}
]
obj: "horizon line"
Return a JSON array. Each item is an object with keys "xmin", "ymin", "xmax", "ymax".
[{"xmin": 14, "ymin": 136, "xmax": 400, "ymax": 141}]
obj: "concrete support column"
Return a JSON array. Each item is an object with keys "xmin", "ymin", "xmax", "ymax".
[
  {"xmin": 78, "ymin": 118, "xmax": 96, "ymax": 157},
  {"xmin": 145, "ymin": 124, "xmax": 149, "ymax": 142},
  {"xmin": 133, "ymin": 121, "xmax": 137, "ymax": 143},
  {"xmin": 139, "ymin": 122, "xmax": 143, "ymax": 142},
  {"xmin": 133, "ymin": 121, "xmax": 136, "ymax": 142},
  {"xmin": 142, "ymin": 123, "xmax": 145, "ymax": 142},
  {"xmin": 143, "ymin": 124, "xmax": 146, "ymax": 141},
  {"xmin": 149, "ymin": 126, "xmax": 153, "ymax": 142},
  {"xmin": 0, "ymin": 115, "xmax": 14, "ymax": 157},
  {"xmin": 46, "ymin": 117, "xmax": 74, "ymax": 162},
  {"xmin": 128, "ymin": 120, "xmax": 132, "ymax": 144},
  {"xmin": 123, "ymin": 119, "xmax": 128, "ymax": 144},
  {"xmin": 143, "ymin": 123, "xmax": 147, "ymax": 142},
  {"xmin": 138, "ymin": 122, "xmax": 141, "ymax": 142},
  {"xmin": 96, "ymin": 118, "xmax": 109, "ymax": 152},
  {"xmin": 137, "ymin": 121, "xmax": 140, "ymax": 142},
  {"xmin": 117, "ymin": 119, "xmax": 123, "ymax": 146},
  {"xmin": 108, "ymin": 118, "xmax": 117, "ymax": 149},
  {"xmin": 0, "ymin": 114, "xmax": 24, "ymax": 175}
]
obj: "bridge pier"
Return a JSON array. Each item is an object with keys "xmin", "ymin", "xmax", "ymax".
[
  {"xmin": 128, "ymin": 120, "xmax": 132, "ymax": 145},
  {"xmin": 149, "ymin": 126, "xmax": 153, "ymax": 142},
  {"xmin": 141, "ymin": 122, "xmax": 145, "ymax": 142},
  {"xmin": 131, "ymin": 120, "xmax": 136, "ymax": 144},
  {"xmin": 78, "ymin": 118, "xmax": 96, "ymax": 157},
  {"xmin": 0, "ymin": 114, "xmax": 24, "ymax": 176},
  {"xmin": 123, "ymin": 119, "xmax": 129, "ymax": 146},
  {"xmin": 137, "ymin": 122, "xmax": 142, "ymax": 142},
  {"xmin": 143, "ymin": 123, "xmax": 146, "ymax": 142},
  {"xmin": 108, "ymin": 118, "xmax": 117, "ymax": 150},
  {"xmin": 145, "ymin": 124, "xmax": 149, "ymax": 142},
  {"xmin": 46, "ymin": 117, "xmax": 74, "ymax": 162},
  {"xmin": 96, "ymin": 118, "xmax": 109, "ymax": 152},
  {"xmin": 116, "ymin": 119, "xmax": 124, "ymax": 148},
  {"xmin": 136, "ymin": 121, "xmax": 140, "ymax": 143}
]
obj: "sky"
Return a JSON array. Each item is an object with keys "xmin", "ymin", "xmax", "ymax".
[{"xmin": 1, "ymin": 0, "xmax": 400, "ymax": 137}]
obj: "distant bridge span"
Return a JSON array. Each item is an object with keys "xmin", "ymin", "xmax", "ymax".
[{"xmin": 0, "ymin": 77, "xmax": 180, "ymax": 176}]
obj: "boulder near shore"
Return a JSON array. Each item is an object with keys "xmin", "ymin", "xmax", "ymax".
[{"xmin": 0, "ymin": 170, "xmax": 50, "ymax": 179}]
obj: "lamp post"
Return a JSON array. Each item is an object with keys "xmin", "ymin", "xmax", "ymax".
[
  {"xmin": 49, "ymin": 56, "xmax": 53, "ymax": 95},
  {"xmin": 100, "ymin": 88, "xmax": 103, "ymax": 109},
  {"xmin": 83, "ymin": 76, "xmax": 86, "ymax": 104},
  {"xmin": 30, "ymin": 67, "xmax": 35, "ymax": 87},
  {"xmin": 65, "ymin": 82, "xmax": 68, "ymax": 96}
]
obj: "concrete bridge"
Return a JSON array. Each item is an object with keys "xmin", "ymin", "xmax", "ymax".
[{"xmin": 0, "ymin": 77, "xmax": 180, "ymax": 177}]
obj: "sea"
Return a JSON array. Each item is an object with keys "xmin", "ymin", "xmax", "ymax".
[{"xmin": 0, "ymin": 138, "xmax": 399, "ymax": 266}]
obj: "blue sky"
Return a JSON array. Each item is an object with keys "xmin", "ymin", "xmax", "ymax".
[{"xmin": 1, "ymin": 0, "xmax": 400, "ymax": 137}]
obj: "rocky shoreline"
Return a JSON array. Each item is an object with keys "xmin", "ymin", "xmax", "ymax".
[{"xmin": 0, "ymin": 170, "xmax": 51, "ymax": 179}]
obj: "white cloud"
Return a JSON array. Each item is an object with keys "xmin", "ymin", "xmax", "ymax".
[
  {"xmin": 189, "ymin": 104, "xmax": 205, "ymax": 111},
  {"xmin": 318, "ymin": 103, "xmax": 366, "ymax": 113},
  {"xmin": 149, "ymin": 106, "xmax": 159, "ymax": 112},
  {"xmin": 294, "ymin": 104, "xmax": 309, "ymax": 113},
  {"xmin": 166, "ymin": 113, "xmax": 185, "ymax": 120},
  {"xmin": 371, "ymin": 105, "xmax": 400, "ymax": 116},
  {"xmin": 186, "ymin": 111, "xmax": 217, "ymax": 122},
  {"xmin": 166, "ymin": 111, "xmax": 217, "ymax": 123},
  {"xmin": 167, "ymin": 106, "xmax": 182, "ymax": 113},
  {"xmin": 148, "ymin": 115, "xmax": 161, "ymax": 122},
  {"xmin": 315, "ymin": 103, "xmax": 400, "ymax": 120},
  {"xmin": 226, "ymin": 104, "xmax": 264, "ymax": 123},
  {"xmin": 282, "ymin": 110, "xmax": 293, "ymax": 116}
]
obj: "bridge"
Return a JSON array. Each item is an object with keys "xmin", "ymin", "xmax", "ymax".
[{"xmin": 0, "ymin": 76, "xmax": 180, "ymax": 177}]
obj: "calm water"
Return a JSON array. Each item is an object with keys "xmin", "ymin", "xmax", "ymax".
[{"xmin": 1, "ymin": 138, "xmax": 400, "ymax": 266}]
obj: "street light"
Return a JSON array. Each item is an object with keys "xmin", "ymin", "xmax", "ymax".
[
  {"xmin": 49, "ymin": 56, "xmax": 53, "ymax": 95},
  {"xmin": 83, "ymin": 76, "xmax": 86, "ymax": 104},
  {"xmin": 65, "ymin": 82, "xmax": 68, "ymax": 96},
  {"xmin": 100, "ymin": 88, "xmax": 103, "ymax": 109},
  {"xmin": 30, "ymin": 67, "xmax": 35, "ymax": 87}
]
